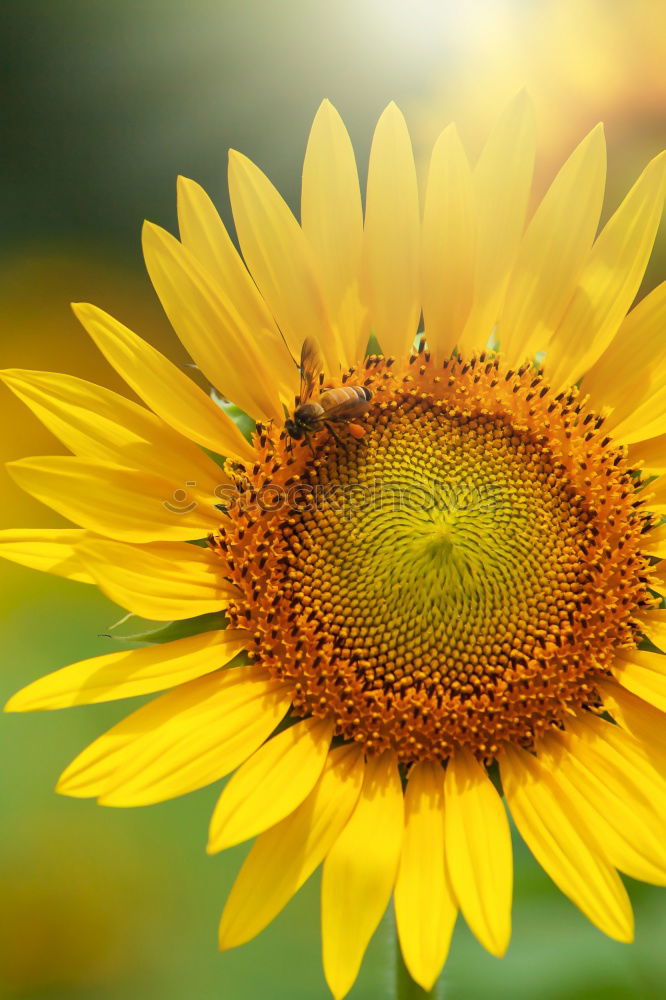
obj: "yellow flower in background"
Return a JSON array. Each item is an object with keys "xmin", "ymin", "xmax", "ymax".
[{"xmin": 2, "ymin": 96, "xmax": 666, "ymax": 998}]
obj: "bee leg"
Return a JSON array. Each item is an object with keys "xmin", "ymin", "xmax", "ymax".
[
  {"xmin": 325, "ymin": 421, "xmax": 347, "ymax": 451},
  {"xmin": 305, "ymin": 430, "xmax": 316, "ymax": 458}
]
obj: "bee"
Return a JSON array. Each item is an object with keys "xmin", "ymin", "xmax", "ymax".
[{"xmin": 284, "ymin": 338, "xmax": 372, "ymax": 450}]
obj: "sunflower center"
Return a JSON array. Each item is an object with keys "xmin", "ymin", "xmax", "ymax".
[{"xmin": 216, "ymin": 353, "xmax": 652, "ymax": 761}]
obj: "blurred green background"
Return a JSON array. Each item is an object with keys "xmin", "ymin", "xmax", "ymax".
[{"xmin": 1, "ymin": 2, "xmax": 665, "ymax": 997}]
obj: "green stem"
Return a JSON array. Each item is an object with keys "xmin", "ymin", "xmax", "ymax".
[{"xmin": 395, "ymin": 929, "xmax": 436, "ymax": 1000}]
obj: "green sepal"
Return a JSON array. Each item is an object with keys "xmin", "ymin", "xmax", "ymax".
[
  {"xmin": 104, "ymin": 611, "xmax": 228, "ymax": 644},
  {"xmin": 211, "ymin": 390, "xmax": 256, "ymax": 442},
  {"xmin": 365, "ymin": 332, "xmax": 382, "ymax": 356},
  {"xmin": 640, "ymin": 635, "xmax": 663, "ymax": 654}
]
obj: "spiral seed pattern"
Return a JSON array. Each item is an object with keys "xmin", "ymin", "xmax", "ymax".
[{"xmin": 213, "ymin": 352, "xmax": 655, "ymax": 761}]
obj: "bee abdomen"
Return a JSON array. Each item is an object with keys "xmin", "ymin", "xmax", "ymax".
[{"xmin": 320, "ymin": 385, "xmax": 372, "ymax": 411}]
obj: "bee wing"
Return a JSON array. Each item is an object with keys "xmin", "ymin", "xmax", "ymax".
[
  {"xmin": 299, "ymin": 337, "xmax": 324, "ymax": 403},
  {"xmin": 320, "ymin": 387, "xmax": 371, "ymax": 421}
]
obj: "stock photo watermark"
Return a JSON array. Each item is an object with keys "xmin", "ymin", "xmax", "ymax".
[{"xmin": 163, "ymin": 477, "xmax": 509, "ymax": 521}]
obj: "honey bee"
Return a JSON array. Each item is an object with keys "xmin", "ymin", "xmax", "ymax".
[{"xmin": 284, "ymin": 338, "xmax": 372, "ymax": 449}]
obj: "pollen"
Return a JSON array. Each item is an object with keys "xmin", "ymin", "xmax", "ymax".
[{"xmin": 212, "ymin": 353, "xmax": 656, "ymax": 762}]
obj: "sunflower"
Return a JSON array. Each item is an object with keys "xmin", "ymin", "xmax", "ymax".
[{"xmin": 2, "ymin": 94, "xmax": 666, "ymax": 999}]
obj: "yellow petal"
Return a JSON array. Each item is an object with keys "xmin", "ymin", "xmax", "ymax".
[
  {"xmin": 228, "ymin": 150, "xmax": 342, "ymax": 374},
  {"xmin": 219, "ymin": 744, "xmax": 364, "ymax": 949},
  {"xmin": 545, "ymin": 151, "xmax": 666, "ymax": 390},
  {"xmin": 57, "ymin": 662, "xmax": 247, "ymax": 798},
  {"xmin": 57, "ymin": 667, "xmax": 282, "ymax": 805},
  {"xmin": 421, "ymin": 124, "xmax": 475, "ymax": 359},
  {"xmin": 394, "ymin": 761, "xmax": 456, "ymax": 992},
  {"xmin": 208, "ymin": 716, "xmax": 333, "ymax": 852},
  {"xmin": 301, "ymin": 100, "xmax": 366, "ymax": 365},
  {"xmin": 563, "ymin": 712, "xmax": 666, "ymax": 823},
  {"xmin": 142, "ymin": 221, "xmax": 282, "ymax": 422},
  {"xmin": 98, "ymin": 666, "xmax": 290, "ymax": 806},
  {"xmin": 0, "ymin": 368, "xmax": 223, "ymax": 489},
  {"xmin": 0, "ymin": 527, "xmax": 93, "ymax": 583},
  {"xmin": 651, "ymin": 560, "xmax": 666, "ymax": 597},
  {"xmin": 582, "ymin": 281, "xmax": 666, "ymax": 421},
  {"xmin": 538, "ymin": 727, "xmax": 666, "ymax": 886},
  {"xmin": 443, "ymin": 748, "xmax": 512, "ymax": 957},
  {"xmin": 361, "ymin": 103, "xmax": 420, "ymax": 360},
  {"xmin": 501, "ymin": 744, "xmax": 633, "ymax": 942},
  {"xmin": 459, "ymin": 91, "xmax": 536, "ymax": 354},
  {"xmin": 6, "ymin": 628, "xmax": 245, "ymax": 712},
  {"xmin": 73, "ymin": 301, "xmax": 255, "ymax": 463},
  {"xmin": 614, "ymin": 386, "xmax": 666, "ymax": 446},
  {"xmin": 613, "ymin": 647, "xmax": 666, "ymax": 711},
  {"xmin": 176, "ymin": 177, "xmax": 296, "ymax": 404},
  {"xmin": 600, "ymin": 679, "xmax": 666, "ymax": 776},
  {"xmin": 322, "ymin": 750, "xmax": 404, "ymax": 1000},
  {"xmin": 628, "ymin": 434, "xmax": 666, "ymax": 474},
  {"xmin": 646, "ymin": 560, "xmax": 666, "ymax": 592},
  {"xmin": 501, "ymin": 124, "xmax": 607, "ymax": 365},
  {"xmin": 645, "ymin": 523, "xmax": 666, "ymax": 559},
  {"xmin": 636, "ymin": 608, "xmax": 666, "ymax": 651},
  {"xmin": 649, "ymin": 476, "xmax": 666, "ymax": 513},
  {"xmin": 58, "ymin": 715, "xmax": 145, "ymax": 799},
  {"xmin": 7, "ymin": 456, "xmax": 221, "ymax": 543},
  {"xmin": 77, "ymin": 538, "xmax": 238, "ymax": 621}
]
